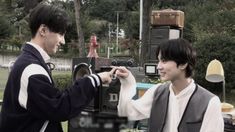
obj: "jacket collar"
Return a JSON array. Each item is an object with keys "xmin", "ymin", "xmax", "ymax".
[
  {"xmin": 26, "ymin": 42, "xmax": 50, "ymax": 62},
  {"xmin": 22, "ymin": 44, "xmax": 51, "ymax": 74}
]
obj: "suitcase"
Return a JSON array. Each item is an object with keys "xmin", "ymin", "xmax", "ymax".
[{"xmin": 151, "ymin": 9, "xmax": 184, "ymax": 28}]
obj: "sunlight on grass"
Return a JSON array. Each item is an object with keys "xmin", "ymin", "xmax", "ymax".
[
  {"xmin": 52, "ymin": 70, "xmax": 71, "ymax": 75},
  {"xmin": 0, "ymin": 68, "xmax": 9, "ymax": 90},
  {"xmin": 0, "ymin": 89, "xmax": 3, "ymax": 100},
  {"xmin": 62, "ymin": 121, "xmax": 68, "ymax": 132}
]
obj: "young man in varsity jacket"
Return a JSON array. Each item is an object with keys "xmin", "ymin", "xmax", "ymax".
[
  {"xmin": 0, "ymin": 4, "xmax": 116, "ymax": 132},
  {"xmin": 115, "ymin": 38, "xmax": 224, "ymax": 132}
]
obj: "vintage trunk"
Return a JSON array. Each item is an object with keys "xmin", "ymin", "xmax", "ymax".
[{"xmin": 151, "ymin": 9, "xmax": 184, "ymax": 28}]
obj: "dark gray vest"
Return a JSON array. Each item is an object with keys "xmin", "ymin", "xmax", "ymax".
[{"xmin": 148, "ymin": 83, "xmax": 214, "ymax": 132}]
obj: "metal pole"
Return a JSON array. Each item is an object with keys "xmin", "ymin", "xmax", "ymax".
[
  {"xmin": 107, "ymin": 23, "xmax": 111, "ymax": 57},
  {"xmin": 223, "ymin": 79, "xmax": 226, "ymax": 102},
  {"xmin": 107, "ymin": 47, "xmax": 113, "ymax": 59},
  {"xmin": 107, "ymin": 47, "xmax": 110, "ymax": 59},
  {"xmin": 139, "ymin": 0, "xmax": 143, "ymax": 64},
  {"xmin": 116, "ymin": 11, "xmax": 119, "ymax": 53},
  {"xmin": 139, "ymin": 0, "xmax": 143, "ymax": 41},
  {"xmin": 108, "ymin": 23, "xmax": 111, "ymax": 46}
]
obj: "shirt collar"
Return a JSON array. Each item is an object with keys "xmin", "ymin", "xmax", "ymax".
[
  {"xmin": 26, "ymin": 42, "xmax": 50, "ymax": 62},
  {"xmin": 169, "ymin": 79, "xmax": 196, "ymax": 99}
]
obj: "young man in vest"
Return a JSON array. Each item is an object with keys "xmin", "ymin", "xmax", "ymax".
[
  {"xmin": 115, "ymin": 38, "xmax": 224, "ymax": 132},
  {"xmin": 0, "ymin": 4, "xmax": 115, "ymax": 132}
]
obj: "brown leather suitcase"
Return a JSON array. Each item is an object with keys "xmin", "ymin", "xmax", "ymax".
[{"xmin": 151, "ymin": 9, "xmax": 185, "ymax": 28}]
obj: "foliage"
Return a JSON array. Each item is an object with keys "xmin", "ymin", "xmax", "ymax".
[
  {"xmin": 7, "ymin": 36, "xmax": 24, "ymax": 50},
  {"xmin": 194, "ymin": 34, "xmax": 235, "ymax": 92},
  {"xmin": 0, "ymin": 14, "xmax": 14, "ymax": 50},
  {"xmin": 0, "ymin": 16, "xmax": 13, "ymax": 40},
  {"xmin": 85, "ymin": 0, "xmax": 140, "ymax": 39},
  {"xmin": 0, "ymin": 0, "xmax": 142, "ymax": 57},
  {"xmin": 181, "ymin": 0, "xmax": 235, "ymax": 92},
  {"xmin": 52, "ymin": 73, "xmax": 72, "ymax": 91},
  {"xmin": 123, "ymin": 11, "xmax": 139, "ymax": 39},
  {"xmin": 0, "ymin": 0, "xmax": 33, "ymax": 51},
  {"xmin": 119, "ymin": 38, "xmax": 140, "ymax": 63},
  {"xmin": 88, "ymin": 0, "xmax": 124, "ymax": 23},
  {"xmin": 148, "ymin": 77, "xmax": 162, "ymax": 84}
]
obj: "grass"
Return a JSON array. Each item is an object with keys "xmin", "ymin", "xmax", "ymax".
[
  {"xmin": 52, "ymin": 70, "xmax": 71, "ymax": 76},
  {"xmin": 0, "ymin": 68, "xmax": 9, "ymax": 90},
  {"xmin": 0, "ymin": 89, "xmax": 3, "ymax": 100},
  {"xmin": 62, "ymin": 121, "xmax": 68, "ymax": 132}
]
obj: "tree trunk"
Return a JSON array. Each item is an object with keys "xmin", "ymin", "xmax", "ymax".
[
  {"xmin": 74, "ymin": 0, "xmax": 85, "ymax": 57},
  {"xmin": 140, "ymin": 0, "xmax": 152, "ymax": 66}
]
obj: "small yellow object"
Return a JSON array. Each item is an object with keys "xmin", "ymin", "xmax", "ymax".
[{"xmin": 221, "ymin": 102, "xmax": 234, "ymax": 112}]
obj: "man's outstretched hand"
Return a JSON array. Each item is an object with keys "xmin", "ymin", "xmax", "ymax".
[{"xmin": 98, "ymin": 67, "xmax": 117, "ymax": 84}]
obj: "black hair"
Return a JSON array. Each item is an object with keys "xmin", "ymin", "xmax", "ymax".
[
  {"xmin": 156, "ymin": 38, "xmax": 196, "ymax": 77},
  {"xmin": 29, "ymin": 4, "xmax": 71, "ymax": 37}
]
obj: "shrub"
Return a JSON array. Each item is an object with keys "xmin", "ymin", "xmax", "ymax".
[
  {"xmin": 53, "ymin": 73, "xmax": 72, "ymax": 91},
  {"xmin": 194, "ymin": 34, "xmax": 235, "ymax": 93}
]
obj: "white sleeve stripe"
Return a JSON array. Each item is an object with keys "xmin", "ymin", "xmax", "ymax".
[
  {"xmin": 18, "ymin": 64, "xmax": 52, "ymax": 109},
  {"xmin": 87, "ymin": 76, "xmax": 96, "ymax": 87},
  {"xmin": 90, "ymin": 74, "xmax": 100, "ymax": 86},
  {"xmin": 40, "ymin": 120, "xmax": 49, "ymax": 132}
]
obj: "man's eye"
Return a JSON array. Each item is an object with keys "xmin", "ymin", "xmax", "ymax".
[
  {"xmin": 59, "ymin": 32, "xmax": 65, "ymax": 36},
  {"xmin": 161, "ymin": 59, "xmax": 167, "ymax": 63}
]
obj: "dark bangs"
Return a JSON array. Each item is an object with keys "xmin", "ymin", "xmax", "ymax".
[
  {"xmin": 29, "ymin": 4, "xmax": 71, "ymax": 37},
  {"xmin": 156, "ymin": 38, "xmax": 196, "ymax": 77}
]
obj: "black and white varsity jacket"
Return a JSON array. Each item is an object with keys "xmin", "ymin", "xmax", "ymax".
[{"xmin": 0, "ymin": 44, "xmax": 101, "ymax": 132}]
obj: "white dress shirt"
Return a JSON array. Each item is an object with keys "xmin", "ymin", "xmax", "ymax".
[
  {"xmin": 26, "ymin": 42, "xmax": 50, "ymax": 62},
  {"xmin": 118, "ymin": 72, "xmax": 224, "ymax": 132}
]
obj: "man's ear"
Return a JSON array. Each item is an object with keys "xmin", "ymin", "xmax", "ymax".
[
  {"xmin": 179, "ymin": 63, "xmax": 188, "ymax": 70},
  {"xmin": 38, "ymin": 24, "xmax": 48, "ymax": 37}
]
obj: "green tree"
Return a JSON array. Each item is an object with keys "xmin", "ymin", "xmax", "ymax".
[
  {"xmin": 0, "ymin": 0, "xmax": 14, "ymax": 50},
  {"xmin": 182, "ymin": 0, "xmax": 235, "ymax": 92},
  {"xmin": 194, "ymin": 34, "xmax": 235, "ymax": 93},
  {"xmin": 0, "ymin": 17, "xmax": 13, "ymax": 40}
]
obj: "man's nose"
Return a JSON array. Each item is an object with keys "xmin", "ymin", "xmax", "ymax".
[
  {"xmin": 60, "ymin": 35, "xmax": 65, "ymax": 45},
  {"xmin": 157, "ymin": 62, "xmax": 162, "ymax": 70}
]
